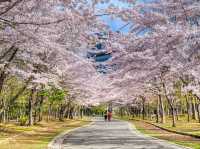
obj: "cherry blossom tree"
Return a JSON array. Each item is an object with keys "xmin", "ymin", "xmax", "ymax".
[{"xmin": 0, "ymin": 0, "xmax": 200, "ymax": 126}]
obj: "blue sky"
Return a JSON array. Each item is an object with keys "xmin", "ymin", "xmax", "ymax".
[
  {"xmin": 95, "ymin": 0, "xmax": 133, "ymax": 33},
  {"xmin": 95, "ymin": 0, "xmax": 153, "ymax": 34}
]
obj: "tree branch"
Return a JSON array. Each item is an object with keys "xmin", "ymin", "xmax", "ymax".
[
  {"xmin": 0, "ymin": 17, "xmax": 66, "ymax": 26},
  {"xmin": 0, "ymin": 0, "xmax": 23, "ymax": 16}
]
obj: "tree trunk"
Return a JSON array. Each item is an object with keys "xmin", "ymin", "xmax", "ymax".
[
  {"xmin": 28, "ymin": 88, "xmax": 36, "ymax": 126},
  {"xmin": 175, "ymin": 107, "xmax": 179, "ymax": 121},
  {"xmin": 38, "ymin": 94, "xmax": 44, "ymax": 122},
  {"xmin": 33, "ymin": 110, "xmax": 37, "ymax": 124},
  {"xmin": 156, "ymin": 96, "xmax": 160, "ymax": 123},
  {"xmin": 196, "ymin": 103, "xmax": 200, "ymax": 123},
  {"xmin": 59, "ymin": 104, "xmax": 64, "ymax": 121},
  {"xmin": 193, "ymin": 95, "xmax": 200, "ymax": 123},
  {"xmin": 2, "ymin": 99, "xmax": 6, "ymax": 123},
  {"xmin": 0, "ymin": 47, "xmax": 18, "ymax": 94},
  {"xmin": 147, "ymin": 102, "xmax": 150, "ymax": 119},
  {"xmin": 69, "ymin": 107, "xmax": 74, "ymax": 119},
  {"xmin": 192, "ymin": 98, "xmax": 197, "ymax": 120},
  {"xmin": 142, "ymin": 97, "xmax": 145, "ymax": 120},
  {"xmin": 159, "ymin": 94, "xmax": 165, "ymax": 123},
  {"xmin": 185, "ymin": 95, "xmax": 190, "ymax": 122},
  {"xmin": 80, "ymin": 106, "xmax": 84, "ymax": 119},
  {"xmin": 38, "ymin": 106, "xmax": 43, "ymax": 122},
  {"xmin": 48, "ymin": 104, "xmax": 52, "ymax": 121},
  {"xmin": 161, "ymin": 79, "xmax": 176, "ymax": 127},
  {"xmin": 171, "ymin": 107, "xmax": 176, "ymax": 127},
  {"xmin": 0, "ymin": 72, "xmax": 7, "ymax": 95},
  {"xmin": 28, "ymin": 91, "xmax": 33, "ymax": 126}
]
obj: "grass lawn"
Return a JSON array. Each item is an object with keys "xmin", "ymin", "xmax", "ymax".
[
  {"xmin": 152, "ymin": 118, "xmax": 200, "ymax": 137},
  {"xmin": 0, "ymin": 118, "xmax": 91, "ymax": 149},
  {"xmin": 132, "ymin": 120, "xmax": 200, "ymax": 149},
  {"xmin": 123, "ymin": 115, "xmax": 200, "ymax": 137},
  {"xmin": 115, "ymin": 116, "xmax": 200, "ymax": 149}
]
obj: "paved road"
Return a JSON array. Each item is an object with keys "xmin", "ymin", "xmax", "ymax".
[{"xmin": 49, "ymin": 118, "xmax": 188, "ymax": 149}]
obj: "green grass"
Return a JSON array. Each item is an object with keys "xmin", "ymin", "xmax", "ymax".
[
  {"xmin": 115, "ymin": 115, "xmax": 200, "ymax": 149},
  {"xmin": 133, "ymin": 121, "xmax": 200, "ymax": 149},
  {"xmin": 145, "ymin": 117, "xmax": 200, "ymax": 137},
  {"xmin": 120, "ymin": 115, "xmax": 200, "ymax": 137},
  {"xmin": 0, "ymin": 118, "xmax": 91, "ymax": 149}
]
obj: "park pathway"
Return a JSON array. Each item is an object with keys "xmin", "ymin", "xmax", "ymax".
[{"xmin": 49, "ymin": 118, "xmax": 188, "ymax": 149}]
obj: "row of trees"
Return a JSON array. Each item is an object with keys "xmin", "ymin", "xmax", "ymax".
[
  {"xmin": 0, "ymin": 76, "xmax": 90, "ymax": 126},
  {"xmin": 117, "ymin": 91, "xmax": 200, "ymax": 127},
  {"xmin": 0, "ymin": 0, "xmax": 106, "ymax": 126},
  {"xmin": 115, "ymin": 66, "xmax": 200, "ymax": 127},
  {"xmin": 106, "ymin": 0, "xmax": 200, "ymax": 127}
]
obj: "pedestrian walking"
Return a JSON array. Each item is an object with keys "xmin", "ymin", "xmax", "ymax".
[
  {"xmin": 104, "ymin": 111, "xmax": 107, "ymax": 121},
  {"xmin": 108, "ymin": 112, "xmax": 112, "ymax": 121}
]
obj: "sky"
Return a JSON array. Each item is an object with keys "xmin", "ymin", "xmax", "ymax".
[
  {"xmin": 96, "ymin": 0, "xmax": 154, "ymax": 34},
  {"xmin": 96, "ymin": 0, "xmax": 133, "ymax": 33}
]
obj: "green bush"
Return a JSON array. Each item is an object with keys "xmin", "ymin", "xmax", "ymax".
[{"xmin": 19, "ymin": 115, "xmax": 28, "ymax": 126}]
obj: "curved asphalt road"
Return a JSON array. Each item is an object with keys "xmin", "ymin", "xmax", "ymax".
[{"xmin": 49, "ymin": 117, "xmax": 188, "ymax": 149}]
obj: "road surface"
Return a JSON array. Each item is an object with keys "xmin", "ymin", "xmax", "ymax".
[{"xmin": 49, "ymin": 118, "xmax": 188, "ymax": 149}]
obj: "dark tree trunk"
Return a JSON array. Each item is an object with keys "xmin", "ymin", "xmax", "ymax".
[
  {"xmin": 192, "ymin": 98, "xmax": 197, "ymax": 120},
  {"xmin": 196, "ymin": 103, "xmax": 200, "ymax": 123},
  {"xmin": 161, "ymin": 79, "xmax": 176, "ymax": 127},
  {"xmin": 0, "ymin": 71, "xmax": 7, "ymax": 94},
  {"xmin": 141, "ymin": 96, "xmax": 146, "ymax": 120},
  {"xmin": 185, "ymin": 95, "xmax": 190, "ymax": 122},
  {"xmin": 194, "ymin": 95, "xmax": 200, "ymax": 123},
  {"xmin": 175, "ymin": 107, "xmax": 179, "ymax": 121},
  {"xmin": 0, "ymin": 47, "xmax": 18, "ymax": 94},
  {"xmin": 147, "ymin": 102, "xmax": 150, "ymax": 119},
  {"xmin": 28, "ymin": 90, "xmax": 34, "ymax": 126},
  {"xmin": 156, "ymin": 96, "xmax": 160, "ymax": 123},
  {"xmin": 38, "ymin": 94, "xmax": 44, "ymax": 122},
  {"xmin": 59, "ymin": 104, "xmax": 64, "ymax": 121},
  {"xmin": 28, "ymin": 87, "xmax": 36, "ymax": 126},
  {"xmin": 2, "ymin": 99, "xmax": 6, "ymax": 123},
  {"xmin": 171, "ymin": 107, "xmax": 176, "ymax": 127},
  {"xmin": 80, "ymin": 106, "xmax": 83, "ymax": 119},
  {"xmin": 33, "ymin": 110, "xmax": 37, "ymax": 124},
  {"xmin": 159, "ymin": 94, "xmax": 165, "ymax": 123},
  {"xmin": 69, "ymin": 107, "xmax": 74, "ymax": 119},
  {"xmin": 48, "ymin": 104, "xmax": 52, "ymax": 121}
]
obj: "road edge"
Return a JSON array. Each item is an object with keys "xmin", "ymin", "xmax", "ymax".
[{"xmin": 47, "ymin": 121, "xmax": 94, "ymax": 149}]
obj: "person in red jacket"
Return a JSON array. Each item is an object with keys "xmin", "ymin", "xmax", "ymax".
[{"xmin": 107, "ymin": 112, "xmax": 112, "ymax": 121}]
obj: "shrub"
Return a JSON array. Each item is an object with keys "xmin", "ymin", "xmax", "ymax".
[{"xmin": 19, "ymin": 115, "xmax": 28, "ymax": 126}]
